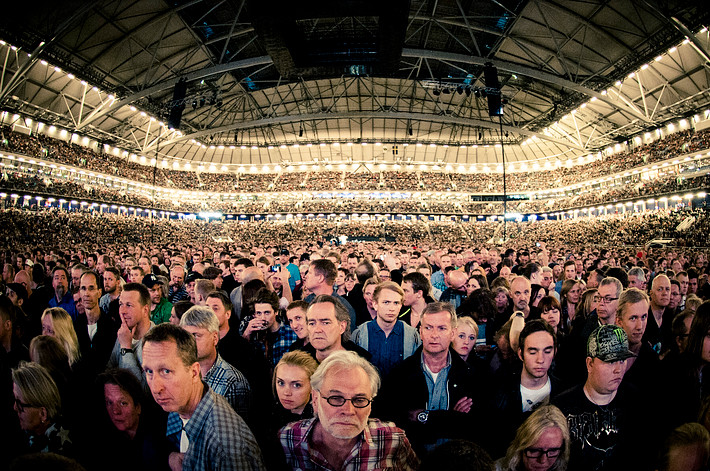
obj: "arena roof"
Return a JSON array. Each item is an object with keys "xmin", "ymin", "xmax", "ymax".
[{"xmin": 0, "ymin": 0, "xmax": 709, "ymax": 170}]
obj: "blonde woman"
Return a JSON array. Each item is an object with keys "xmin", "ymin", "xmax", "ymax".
[
  {"xmin": 41, "ymin": 308, "xmax": 80, "ymax": 366},
  {"xmin": 497, "ymin": 405, "xmax": 570, "ymax": 471}
]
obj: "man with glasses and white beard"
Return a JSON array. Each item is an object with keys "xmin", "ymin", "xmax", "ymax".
[{"xmin": 279, "ymin": 350, "xmax": 419, "ymax": 470}]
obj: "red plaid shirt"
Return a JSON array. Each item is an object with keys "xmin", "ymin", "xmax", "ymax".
[{"xmin": 279, "ymin": 417, "xmax": 420, "ymax": 470}]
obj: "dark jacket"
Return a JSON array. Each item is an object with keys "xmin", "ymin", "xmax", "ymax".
[
  {"xmin": 74, "ymin": 312, "xmax": 119, "ymax": 377},
  {"xmin": 375, "ymin": 346, "xmax": 480, "ymax": 454}
]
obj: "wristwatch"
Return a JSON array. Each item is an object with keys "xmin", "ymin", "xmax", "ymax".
[
  {"xmin": 120, "ymin": 347, "xmax": 134, "ymax": 356},
  {"xmin": 417, "ymin": 410, "xmax": 429, "ymax": 424}
]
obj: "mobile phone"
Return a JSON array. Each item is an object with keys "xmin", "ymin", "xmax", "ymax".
[{"xmin": 269, "ymin": 265, "xmax": 279, "ymax": 273}]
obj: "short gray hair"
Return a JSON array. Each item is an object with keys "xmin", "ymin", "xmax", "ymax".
[
  {"xmin": 180, "ymin": 306, "xmax": 219, "ymax": 333},
  {"xmin": 600, "ymin": 277, "xmax": 623, "ymax": 297},
  {"xmin": 310, "ymin": 350, "xmax": 380, "ymax": 398},
  {"xmin": 627, "ymin": 267, "xmax": 646, "ymax": 282}
]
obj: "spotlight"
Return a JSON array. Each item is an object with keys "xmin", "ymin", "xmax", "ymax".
[
  {"xmin": 299, "ymin": 127, "xmax": 303, "ymax": 137},
  {"xmin": 433, "ymin": 89, "xmax": 441, "ymax": 96},
  {"xmin": 192, "ymin": 101, "xmax": 197, "ymax": 110},
  {"xmin": 465, "ymin": 88, "xmax": 471, "ymax": 97},
  {"xmin": 442, "ymin": 87, "xmax": 451, "ymax": 94},
  {"xmin": 456, "ymin": 86, "xmax": 463, "ymax": 95},
  {"xmin": 408, "ymin": 127, "xmax": 413, "ymax": 136},
  {"xmin": 199, "ymin": 97, "xmax": 206, "ymax": 107}
]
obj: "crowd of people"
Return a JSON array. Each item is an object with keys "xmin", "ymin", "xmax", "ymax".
[
  {"xmin": 2, "ymin": 126, "xmax": 709, "ymax": 196},
  {"xmin": 0, "ymin": 206, "xmax": 709, "ymax": 250},
  {"xmin": 0, "ymin": 209, "xmax": 709, "ymax": 470},
  {"xmin": 1, "ymin": 160, "xmax": 708, "ymax": 216},
  {"xmin": 2, "ymin": 122, "xmax": 710, "ymax": 470}
]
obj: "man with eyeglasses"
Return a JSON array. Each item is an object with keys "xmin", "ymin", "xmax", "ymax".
[
  {"xmin": 554, "ymin": 324, "xmax": 649, "ymax": 470},
  {"xmin": 279, "ymin": 350, "xmax": 419, "ymax": 470},
  {"xmin": 557, "ymin": 277, "xmax": 622, "ymax": 388}
]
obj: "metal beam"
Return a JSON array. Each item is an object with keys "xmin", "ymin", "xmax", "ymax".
[
  {"xmin": 401, "ymin": 48, "xmax": 653, "ymax": 123},
  {"xmin": 75, "ymin": 55, "xmax": 273, "ymax": 130},
  {"xmin": 142, "ymin": 110, "xmax": 586, "ymax": 153}
]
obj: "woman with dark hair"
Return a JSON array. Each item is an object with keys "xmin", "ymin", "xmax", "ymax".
[
  {"xmin": 528, "ymin": 284, "xmax": 546, "ymax": 319},
  {"xmin": 168, "ymin": 300, "xmax": 194, "ymax": 326},
  {"xmin": 84, "ymin": 368, "xmax": 169, "ymax": 471},
  {"xmin": 665, "ymin": 301, "xmax": 710, "ymax": 427},
  {"xmin": 534, "ymin": 297, "xmax": 563, "ymax": 337},
  {"xmin": 458, "ymin": 288, "xmax": 499, "ymax": 347}
]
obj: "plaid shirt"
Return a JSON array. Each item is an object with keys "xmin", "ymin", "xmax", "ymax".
[
  {"xmin": 205, "ymin": 353, "xmax": 251, "ymax": 421},
  {"xmin": 279, "ymin": 417, "xmax": 420, "ymax": 471},
  {"xmin": 166, "ymin": 383, "xmax": 265, "ymax": 471},
  {"xmin": 249, "ymin": 322, "xmax": 297, "ymax": 368}
]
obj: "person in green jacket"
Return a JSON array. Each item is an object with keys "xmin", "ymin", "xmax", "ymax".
[{"xmin": 143, "ymin": 274, "xmax": 172, "ymax": 325}]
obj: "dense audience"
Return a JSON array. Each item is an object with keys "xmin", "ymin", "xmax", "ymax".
[
  {"xmin": 0, "ymin": 201, "xmax": 710, "ymax": 470},
  {"xmin": 2, "ymin": 121, "xmax": 710, "ymax": 470},
  {"xmin": 3, "ymin": 126, "xmax": 709, "ymax": 195}
]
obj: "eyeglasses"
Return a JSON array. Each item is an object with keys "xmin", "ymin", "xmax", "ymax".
[
  {"xmin": 321, "ymin": 395, "xmax": 372, "ymax": 408},
  {"xmin": 524, "ymin": 447, "xmax": 562, "ymax": 459},
  {"xmin": 593, "ymin": 296, "xmax": 618, "ymax": 304},
  {"xmin": 14, "ymin": 398, "xmax": 38, "ymax": 413}
]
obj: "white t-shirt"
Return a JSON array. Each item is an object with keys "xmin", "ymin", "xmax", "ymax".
[
  {"xmin": 520, "ymin": 377, "xmax": 551, "ymax": 412},
  {"xmin": 180, "ymin": 418, "xmax": 190, "ymax": 453},
  {"xmin": 87, "ymin": 323, "xmax": 98, "ymax": 341}
]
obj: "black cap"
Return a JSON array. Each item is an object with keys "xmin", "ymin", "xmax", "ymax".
[
  {"xmin": 280, "ymin": 249, "xmax": 290, "ymax": 255},
  {"xmin": 142, "ymin": 274, "xmax": 162, "ymax": 288},
  {"xmin": 6, "ymin": 283, "xmax": 28, "ymax": 302},
  {"xmin": 185, "ymin": 272, "xmax": 203, "ymax": 283}
]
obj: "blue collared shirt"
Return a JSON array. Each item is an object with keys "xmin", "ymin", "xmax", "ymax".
[
  {"xmin": 367, "ymin": 320, "xmax": 404, "ymax": 378},
  {"xmin": 166, "ymin": 383, "xmax": 265, "ymax": 471},
  {"xmin": 421, "ymin": 352, "xmax": 452, "ymax": 411}
]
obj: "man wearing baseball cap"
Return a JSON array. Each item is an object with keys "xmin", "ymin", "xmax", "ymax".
[
  {"xmin": 554, "ymin": 324, "xmax": 650, "ymax": 471},
  {"xmin": 142, "ymin": 274, "xmax": 172, "ymax": 325}
]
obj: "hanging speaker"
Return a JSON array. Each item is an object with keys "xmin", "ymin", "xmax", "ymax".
[
  {"xmin": 168, "ymin": 78, "xmax": 187, "ymax": 130},
  {"xmin": 483, "ymin": 63, "xmax": 503, "ymax": 117}
]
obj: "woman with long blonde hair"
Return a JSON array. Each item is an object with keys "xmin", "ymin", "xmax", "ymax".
[{"xmin": 41, "ymin": 308, "xmax": 80, "ymax": 366}]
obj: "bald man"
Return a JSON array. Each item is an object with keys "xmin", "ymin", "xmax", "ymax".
[
  {"xmin": 510, "ymin": 276, "xmax": 532, "ymax": 318},
  {"xmin": 439, "ymin": 270, "xmax": 469, "ymax": 310}
]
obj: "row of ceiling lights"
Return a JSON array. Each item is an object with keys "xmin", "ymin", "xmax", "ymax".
[{"xmin": 2, "ymin": 27, "xmax": 708, "ymax": 175}]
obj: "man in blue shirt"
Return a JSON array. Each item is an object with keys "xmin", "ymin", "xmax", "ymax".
[
  {"xmin": 277, "ymin": 249, "xmax": 301, "ymax": 292},
  {"xmin": 48, "ymin": 266, "xmax": 78, "ymax": 320},
  {"xmin": 352, "ymin": 281, "xmax": 420, "ymax": 378},
  {"xmin": 142, "ymin": 323, "xmax": 265, "ymax": 471}
]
